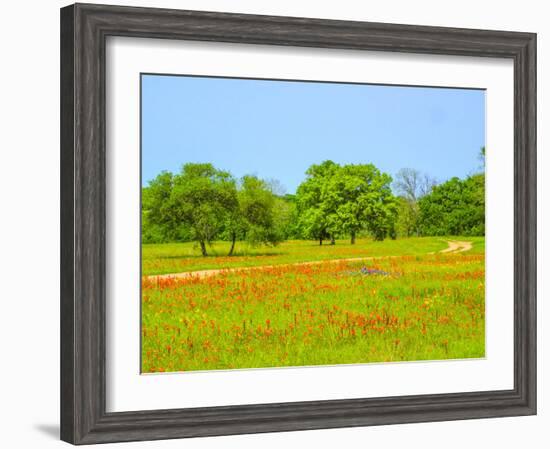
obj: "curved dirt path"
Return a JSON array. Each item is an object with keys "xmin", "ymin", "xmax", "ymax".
[
  {"xmin": 439, "ymin": 240, "xmax": 473, "ymax": 254},
  {"xmin": 145, "ymin": 240, "xmax": 472, "ymax": 282}
]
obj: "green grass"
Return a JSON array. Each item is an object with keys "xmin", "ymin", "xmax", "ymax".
[
  {"xmin": 141, "ymin": 237, "xmax": 485, "ymax": 372},
  {"xmin": 142, "ymin": 236, "xmax": 484, "ymax": 276},
  {"xmin": 466, "ymin": 237, "xmax": 486, "ymax": 254}
]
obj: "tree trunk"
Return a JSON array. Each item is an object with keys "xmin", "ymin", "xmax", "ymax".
[
  {"xmin": 350, "ymin": 231, "xmax": 356, "ymax": 245},
  {"xmin": 228, "ymin": 233, "xmax": 236, "ymax": 256},
  {"xmin": 330, "ymin": 235, "xmax": 335, "ymax": 245},
  {"xmin": 319, "ymin": 237, "xmax": 323, "ymax": 246},
  {"xmin": 199, "ymin": 240, "xmax": 208, "ymax": 257}
]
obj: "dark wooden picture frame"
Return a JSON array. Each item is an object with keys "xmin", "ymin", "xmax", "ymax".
[{"xmin": 60, "ymin": 3, "xmax": 536, "ymax": 444}]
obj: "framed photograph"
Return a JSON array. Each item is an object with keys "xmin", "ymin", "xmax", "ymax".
[{"xmin": 60, "ymin": 3, "xmax": 536, "ymax": 444}]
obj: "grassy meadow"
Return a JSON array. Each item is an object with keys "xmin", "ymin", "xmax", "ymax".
[
  {"xmin": 141, "ymin": 237, "xmax": 485, "ymax": 373},
  {"xmin": 142, "ymin": 236, "xmax": 484, "ymax": 275}
]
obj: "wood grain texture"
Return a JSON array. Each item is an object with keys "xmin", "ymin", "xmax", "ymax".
[
  {"xmin": 60, "ymin": 4, "xmax": 75, "ymax": 443},
  {"xmin": 60, "ymin": 3, "xmax": 537, "ymax": 445}
]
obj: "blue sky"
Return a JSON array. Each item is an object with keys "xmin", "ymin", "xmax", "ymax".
[{"xmin": 141, "ymin": 74, "xmax": 485, "ymax": 194}]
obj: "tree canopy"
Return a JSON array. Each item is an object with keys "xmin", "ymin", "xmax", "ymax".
[
  {"xmin": 142, "ymin": 153, "xmax": 486, "ymax": 254},
  {"xmin": 144, "ymin": 163, "xmax": 282, "ymax": 256},
  {"xmin": 225, "ymin": 175, "xmax": 282, "ymax": 255},
  {"xmin": 418, "ymin": 174, "xmax": 485, "ymax": 236},
  {"xmin": 171, "ymin": 163, "xmax": 238, "ymax": 256},
  {"xmin": 392, "ymin": 168, "xmax": 437, "ymax": 237},
  {"xmin": 295, "ymin": 161, "xmax": 397, "ymax": 243},
  {"xmin": 295, "ymin": 160, "xmax": 340, "ymax": 244}
]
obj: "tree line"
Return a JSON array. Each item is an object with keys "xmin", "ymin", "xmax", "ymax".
[{"xmin": 143, "ymin": 153, "xmax": 485, "ymax": 255}]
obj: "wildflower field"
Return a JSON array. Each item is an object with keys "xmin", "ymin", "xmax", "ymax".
[{"xmin": 141, "ymin": 237, "xmax": 485, "ymax": 373}]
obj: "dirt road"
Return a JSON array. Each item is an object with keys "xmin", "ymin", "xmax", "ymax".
[
  {"xmin": 438, "ymin": 240, "xmax": 473, "ymax": 253},
  {"xmin": 145, "ymin": 240, "xmax": 473, "ymax": 282}
]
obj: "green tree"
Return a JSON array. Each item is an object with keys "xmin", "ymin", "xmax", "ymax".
[
  {"xmin": 142, "ymin": 171, "xmax": 182, "ymax": 243},
  {"xmin": 395, "ymin": 196, "xmax": 419, "ymax": 238},
  {"xmin": 272, "ymin": 196, "xmax": 298, "ymax": 240},
  {"xmin": 226, "ymin": 175, "xmax": 282, "ymax": 256},
  {"xmin": 393, "ymin": 168, "xmax": 437, "ymax": 237},
  {"xmin": 418, "ymin": 174, "xmax": 485, "ymax": 236},
  {"xmin": 170, "ymin": 163, "xmax": 238, "ymax": 256},
  {"xmin": 296, "ymin": 161, "xmax": 397, "ymax": 244},
  {"xmin": 295, "ymin": 160, "xmax": 340, "ymax": 245},
  {"xmin": 275, "ymin": 193, "xmax": 302, "ymax": 240},
  {"xmin": 332, "ymin": 164, "xmax": 397, "ymax": 242}
]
